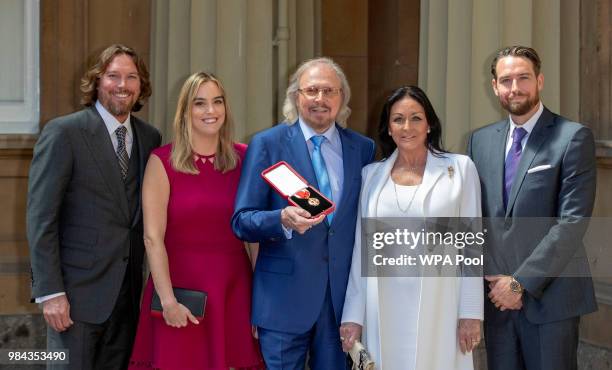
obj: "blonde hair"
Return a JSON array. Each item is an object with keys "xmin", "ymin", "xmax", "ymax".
[
  {"xmin": 282, "ymin": 57, "xmax": 352, "ymax": 126},
  {"xmin": 170, "ymin": 72, "xmax": 238, "ymax": 174}
]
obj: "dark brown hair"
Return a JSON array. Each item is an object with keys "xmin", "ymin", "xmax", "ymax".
[
  {"xmin": 80, "ymin": 44, "xmax": 152, "ymax": 111},
  {"xmin": 490, "ymin": 45, "xmax": 542, "ymax": 80},
  {"xmin": 378, "ymin": 86, "xmax": 448, "ymax": 158}
]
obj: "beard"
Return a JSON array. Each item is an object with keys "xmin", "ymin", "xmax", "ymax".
[
  {"xmin": 500, "ymin": 93, "xmax": 540, "ymax": 116},
  {"xmin": 98, "ymin": 89, "xmax": 138, "ymax": 119}
]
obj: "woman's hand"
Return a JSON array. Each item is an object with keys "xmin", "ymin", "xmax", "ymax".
[
  {"xmin": 162, "ymin": 300, "xmax": 199, "ymax": 328},
  {"xmin": 339, "ymin": 322, "xmax": 362, "ymax": 352},
  {"xmin": 457, "ymin": 318, "xmax": 481, "ymax": 354}
]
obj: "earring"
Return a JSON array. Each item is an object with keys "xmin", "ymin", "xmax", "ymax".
[
  {"xmin": 388, "ymin": 132, "xmax": 391, "ymax": 136},
  {"xmin": 427, "ymin": 128, "xmax": 431, "ymax": 134}
]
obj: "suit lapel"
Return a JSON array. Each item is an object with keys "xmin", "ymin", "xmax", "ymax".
[
  {"xmin": 364, "ymin": 150, "xmax": 397, "ymax": 218},
  {"xmin": 282, "ymin": 122, "xmax": 318, "ymax": 186},
  {"xmin": 130, "ymin": 117, "xmax": 146, "ymax": 227},
  {"xmin": 505, "ymin": 109, "xmax": 552, "ymax": 216},
  {"xmin": 491, "ymin": 122, "xmax": 509, "ymax": 216},
  {"xmin": 416, "ymin": 152, "xmax": 446, "ymax": 216},
  {"xmin": 80, "ymin": 107, "xmax": 130, "ymax": 221},
  {"xmin": 330, "ymin": 125, "xmax": 359, "ymax": 226}
]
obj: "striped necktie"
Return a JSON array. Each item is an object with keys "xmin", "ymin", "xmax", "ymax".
[{"xmin": 115, "ymin": 125, "xmax": 129, "ymax": 180}]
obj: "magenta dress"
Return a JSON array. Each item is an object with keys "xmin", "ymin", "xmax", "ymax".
[{"xmin": 129, "ymin": 143, "xmax": 264, "ymax": 370}]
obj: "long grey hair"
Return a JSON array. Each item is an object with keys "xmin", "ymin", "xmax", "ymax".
[{"xmin": 282, "ymin": 57, "xmax": 352, "ymax": 126}]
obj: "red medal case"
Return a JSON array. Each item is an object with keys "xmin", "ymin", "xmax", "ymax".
[{"xmin": 261, "ymin": 161, "xmax": 335, "ymax": 218}]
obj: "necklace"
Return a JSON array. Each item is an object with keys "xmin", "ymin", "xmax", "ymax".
[
  {"xmin": 393, "ymin": 182, "xmax": 420, "ymax": 213},
  {"xmin": 396, "ymin": 164, "xmax": 423, "ymax": 172},
  {"xmin": 193, "ymin": 152, "xmax": 215, "ymax": 164}
]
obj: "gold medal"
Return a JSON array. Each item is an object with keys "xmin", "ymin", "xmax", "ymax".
[{"xmin": 308, "ymin": 197, "xmax": 320, "ymax": 206}]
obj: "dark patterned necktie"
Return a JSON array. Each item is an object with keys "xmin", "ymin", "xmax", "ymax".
[
  {"xmin": 115, "ymin": 125, "xmax": 129, "ymax": 180},
  {"xmin": 503, "ymin": 127, "xmax": 527, "ymax": 208}
]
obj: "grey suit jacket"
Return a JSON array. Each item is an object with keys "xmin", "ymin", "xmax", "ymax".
[
  {"xmin": 467, "ymin": 107, "xmax": 597, "ymax": 324},
  {"xmin": 27, "ymin": 106, "xmax": 161, "ymax": 324}
]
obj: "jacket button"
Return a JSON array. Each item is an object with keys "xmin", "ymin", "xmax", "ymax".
[
  {"xmin": 329, "ymin": 230, "xmax": 334, "ymax": 236},
  {"xmin": 123, "ymin": 256, "xmax": 129, "ymax": 262}
]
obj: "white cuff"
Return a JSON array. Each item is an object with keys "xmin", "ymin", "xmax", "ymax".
[
  {"xmin": 35, "ymin": 292, "xmax": 66, "ymax": 304},
  {"xmin": 281, "ymin": 223, "xmax": 293, "ymax": 240}
]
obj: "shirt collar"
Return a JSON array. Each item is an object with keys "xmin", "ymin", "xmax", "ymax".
[
  {"xmin": 298, "ymin": 117, "xmax": 339, "ymax": 145},
  {"xmin": 508, "ymin": 101, "xmax": 543, "ymax": 135},
  {"xmin": 95, "ymin": 100, "xmax": 133, "ymax": 138}
]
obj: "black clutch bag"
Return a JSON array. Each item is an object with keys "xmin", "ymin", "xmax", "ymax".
[{"xmin": 151, "ymin": 287, "xmax": 207, "ymax": 318}]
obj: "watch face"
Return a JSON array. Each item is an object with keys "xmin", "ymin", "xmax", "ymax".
[{"xmin": 510, "ymin": 280, "xmax": 521, "ymax": 293}]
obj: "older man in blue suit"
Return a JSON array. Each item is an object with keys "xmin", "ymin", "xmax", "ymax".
[{"xmin": 232, "ymin": 57, "xmax": 375, "ymax": 369}]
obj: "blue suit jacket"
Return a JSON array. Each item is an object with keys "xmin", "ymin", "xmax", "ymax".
[{"xmin": 232, "ymin": 122, "xmax": 375, "ymax": 333}]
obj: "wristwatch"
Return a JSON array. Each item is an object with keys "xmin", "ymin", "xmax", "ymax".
[{"xmin": 510, "ymin": 276, "xmax": 523, "ymax": 294}]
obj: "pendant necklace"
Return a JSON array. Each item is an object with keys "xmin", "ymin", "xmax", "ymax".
[
  {"xmin": 394, "ymin": 182, "xmax": 420, "ymax": 213},
  {"xmin": 392, "ymin": 159, "xmax": 425, "ymax": 212}
]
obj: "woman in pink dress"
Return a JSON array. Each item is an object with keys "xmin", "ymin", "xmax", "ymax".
[{"xmin": 129, "ymin": 72, "xmax": 264, "ymax": 369}]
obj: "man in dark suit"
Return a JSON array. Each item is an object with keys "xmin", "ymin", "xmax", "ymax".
[
  {"xmin": 232, "ymin": 57, "xmax": 375, "ymax": 369},
  {"xmin": 27, "ymin": 44, "xmax": 161, "ymax": 369},
  {"xmin": 467, "ymin": 45, "xmax": 597, "ymax": 370}
]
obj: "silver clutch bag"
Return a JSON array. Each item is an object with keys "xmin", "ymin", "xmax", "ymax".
[{"xmin": 348, "ymin": 341, "xmax": 375, "ymax": 370}]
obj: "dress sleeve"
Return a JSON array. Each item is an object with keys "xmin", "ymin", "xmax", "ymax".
[{"xmin": 458, "ymin": 157, "xmax": 484, "ymax": 320}]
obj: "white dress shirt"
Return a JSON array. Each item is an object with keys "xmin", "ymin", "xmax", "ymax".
[
  {"xmin": 96, "ymin": 100, "xmax": 134, "ymax": 157},
  {"xmin": 504, "ymin": 101, "xmax": 543, "ymax": 157},
  {"xmin": 298, "ymin": 118, "xmax": 344, "ymax": 205}
]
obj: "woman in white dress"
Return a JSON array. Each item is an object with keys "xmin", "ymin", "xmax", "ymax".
[{"xmin": 340, "ymin": 86, "xmax": 483, "ymax": 370}]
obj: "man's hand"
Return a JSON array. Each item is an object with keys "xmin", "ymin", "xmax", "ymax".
[
  {"xmin": 457, "ymin": 319, "xmax": 481, "ymax": 354},
  {"xmin": 281, "ymin": 206, "xmax": 325, "ymax": 234},
  {"xmin": 485, "ymin": 275, "xmax": 523, "ymax": 311},
  {"xmin": 339, "ymin": 322, "xmax": 362, "ymax": 352},
  {"xmin": 42, "ymin": 295, "xmax": 73, "ymax": 332}
]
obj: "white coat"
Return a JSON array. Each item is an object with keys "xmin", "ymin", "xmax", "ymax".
[{"xmin": 342, "ymin": 149, "xmax": 484, "ymax": 370}]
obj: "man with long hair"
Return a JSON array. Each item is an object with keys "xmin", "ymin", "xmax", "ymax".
[
  {"xmin": 232, "ymin": 57, "xmax": 375, "ymax": 369},
  {"xmin": 27, "ymin": 44, "xmax": 161, "ymax": 369}
]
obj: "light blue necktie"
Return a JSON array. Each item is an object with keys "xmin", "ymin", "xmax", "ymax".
[{"xmin": 310, "ymin": 135, "xmax": 333, "ymax": 222}]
